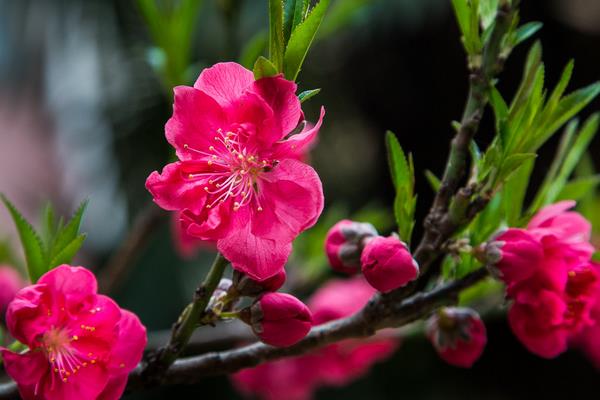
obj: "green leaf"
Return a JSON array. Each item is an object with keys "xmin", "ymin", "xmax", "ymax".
[
  {"xmin": 239, "ymin": 30, "xmax": 268, "ymax": 69},
  {"xmin": 269, "ymin": 0, "xmax": 285, "ymax": 72},
  {"xmin": 49, "ymin": 234, "xmax": 87, "ymax": 268},
  {"xmin": 513, "ymin": 22, "xmax": 543, "ymax": 46},
  {"xmin": 424, "ymin": 170, "xmax": 441, "ymax": 192},
  {"xmin": 283, "ymin": 0, "xmax": 309, "ymax": 43},
  {"xmin": 385, "ymin": 131, "xmax": 416, "ymax": 243},
  {"xmin": 298, "ymin": 88, "xmax": 321, "ymax": 103},
  {"xmin": 1, "ymin": 195, "xmax": 46, "ymax": 282},
  {"xmin": 557, "ymin": 175, "xmax": 600, "ymax": 202},
  {"xmin": 253, "ymin": 56, "xmax": 278, "ymax": 79},
  {"xmin": 51, "ymin": 200, "xmax": 88, "ymax": 262},
  {"xmin": 283, "ymin": 0, "xmax": 330, "ymax": 81},
  {"xmin": 502, "ymin": 157, "xmax": 534, "ymax": 226},
  {"xmin": 479, "ymin": 0, "xmax": 498, "ymax": 31},
  {"xmin": 497, "ymin": 153, "xmax": 536, "ymax": 183}
]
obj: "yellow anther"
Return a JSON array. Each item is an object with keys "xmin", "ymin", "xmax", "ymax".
[
  {"xmin": 208, "ymin": 160, "xmax": 213, "ymax": 166},
  {"xmin": 119, "ymin": 363, "xmax": 125, "ymax": 368},
  {"xmin": 209, "ymin": 146, "xmax": 215, "ymax": 151},
  {"xmin": 91, "ymin": 360, "xmax": 96, "ymax": 364},
  {"xmin": 72, "ymin": 335, "xmax": 78, "ymax": 341},
  {"xmin": 63, "ymin": 378, "xmax": 68, "ymax": 383},
  {"xmin": 257, "ymin": 207, "xmax": 263, "ymax": 212},
  {"xmin": 183, "ymin": 144, "xmax": 189, "ymax": 149},
  {"xmin": 568, "ymin": 271, "xmax": 576, "ymax": 277}
]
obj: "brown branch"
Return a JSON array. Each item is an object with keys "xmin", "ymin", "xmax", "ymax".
[{"xmin": 97, "ymin": 203, "xmax": 165, "ymax": 294}]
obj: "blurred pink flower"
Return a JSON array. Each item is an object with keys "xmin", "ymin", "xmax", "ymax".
[
  {"xmin": 426, "ymin": 307, "xmax": 487, "ymax": 368},
  {"xmin": 147, "ymin": 62, "xmax": 325, "ymax": 282},
  {"xmin": 0, "ymin": 265, "xmax": 26, "ymax": 320},
  {"xmin": 232, "ymin": 277, "xmax": 398, "ymax": 399},
  {"xmin": 1, "ymin": 265, "xmax": 146, "ymax": 400},
  {"xmin": 497, "ymin": 202, "xmax": 600, "ymax": 358}
]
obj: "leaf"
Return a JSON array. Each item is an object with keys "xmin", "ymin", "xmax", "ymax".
[
  {"xmin": 49, "ymin": 234, "xmax": 87, "ymax": 268},
  {"xmin": 40, "ymin": 202, "xmax": 58, "ymax": 251},
  {"xmin": 269, "ymin": 0, "xmax": 285, "ymax": 72},
  {"xmin": 283, "ymin": 0, "xmax": 309, "ymax": 43},
  {"xmin": 385, "ymin": 131, "xmax": 416, "ymax": 243},
  {"xmin": 478, "ymin": 0, "xmax": 498, "ymax": 31},
  {"xmin": 317, "ymin": 0, "xmax": 370, "ymax": 38},
  {"xmin": 557, "ymin": 175, "xmax": 600, "ymax": 202},
  {"xmin": 51, "ymin": 200, "xmax": 88, "ymax": 261},
  {"xmin": 298, "ymin": 88, "xmax": 321, "ymax": 103},
  {"xmin": 283, "ymin": 0, "xmax": 330, "ymax": 81},
  {"xmin": 502, "ymin": 157, "xmax": 534, "ymax": 226},
  {"xmin": 424, "ymin": 170, "xmax": 441, "ymax": 192},
  {"xmin": 497, "ymin": 153, "xmax": 536, "ymax": 183},
  {"xmin": 513, "ymin": 22, "xmax": 543, "ymax": 46},
  {"xmin": 253, "ymin": 56, "xmax": 278, "ymax": 79},
  {"xmin": 1, "ymin": 195, "xmax": 46, "ymax": 282}
]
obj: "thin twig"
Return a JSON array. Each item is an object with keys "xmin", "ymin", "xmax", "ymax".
[{"xmin": 141, "ymin": 252, "xmax": 229, "ymax": 382}]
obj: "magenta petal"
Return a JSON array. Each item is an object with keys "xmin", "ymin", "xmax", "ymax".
[
  {"xmin": 250, "ymin": 75, "xmax": 302, "ymax": 137},
  {"xmin": 6, "ymin": 284, "xmax": 48, "ymax": 345},
  {"xmin": 38, "ymin": 265, "xmax": 97, "ymax": 298},
  {"xmin": 1, "ymin": 349, "xmax": 48, "ymax": 386},
  {"xmin": 43, "ymin": 362, "xmax": 110, "ymax": 400},
  {"xmin": 146, "ymin": 162, "xmax": 209, "ymax": 214},
  {"xmin": 528, "ymin": 200, "xmax": 577, "ymax": 229},
  {"xmin": 108, "ymin": 310, "xmax": 147, "ymax": 372},
  {"xmin": 254, "ymin": 159, "xmax": 324, "ymax": 242},
  {"xmin": 98, "ymin": 374, "xmax": 128, "ymax": 400},
  {"xmin": 193, "ymin": 62, "xmax": 254, "ymax": 108},
  {"xmin": 166, "ymin": 86, "xmax": 226, "ymax": 160},
  {"xmin": 272, "ymin": 107, "xmax": 325, "ymax": 159}
]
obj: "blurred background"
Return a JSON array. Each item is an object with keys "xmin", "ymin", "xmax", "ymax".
[{"xmin": 1, "ymin": 0, "xmax": 600, "ymax": 398}]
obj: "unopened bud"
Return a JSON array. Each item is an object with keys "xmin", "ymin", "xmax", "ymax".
[{"xmin": 325, "ymin": 220, "xmax": 378, "ymax": 274}]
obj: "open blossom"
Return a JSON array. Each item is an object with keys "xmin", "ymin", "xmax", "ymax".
[
  {"xmin": 1, "ymin": 265, "xmax": 146, "ymax": 400},
  {"xmin": 0, "ymin": 265, "xmax": 25, "ymax": 319},
  {"xmin": 146, "ymin": 62, "xmax": 325, "ymax": 282},
  {"xmin": 494, "ymin": 201, "xmax": 600, "ymax": 358},
  {"xmin": 324, "ymin": 220, "xmax": 378, "ymax": 274},
  {"xmin": 360, "ymin": 235, "xmax": 419, "ymax": 293},
  {"xmin": 245, "ymin": 292, "xmax": 312, "ymax": 347},
  {"xmin": 426, "ymin": 307, "xmax": 487, "ymax": 368},
  {"xmin": 232, "ymin": 277, "xmax": 398, "ymax": 400}
]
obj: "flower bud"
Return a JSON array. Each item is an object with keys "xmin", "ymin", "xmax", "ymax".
[
  {"xmin": 360, "ymin": 236, "xmax": 418, "ymax": 293},
  {"xmin": 232, "ymin": 269, "xmax": 286, "ymax": 297},
  {"xmin": 426, "ymin": 307, "xmax": 487, "ymax": 368},
  {"xmin": 325, "ymin": 220, "xmax": 378, "ymax": 274},
  {"xmin": 484, "ymin": 228, "xmax": 542, "ymax": 286},
  {"xmin": 0, "ymin": 266, "xmax": 24, "ymax": 320},
  {"xmin": 244, "ymin": 293, "xmax": 312, "ymax": 347}
]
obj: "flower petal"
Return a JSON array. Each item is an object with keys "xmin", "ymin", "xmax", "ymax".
[
  {"xmin": 166, "ymin": 86, "xmax": 226, "ymax": 160},
  {"xmin": 217, "ymin": 207, "xmax": 293, "ymax": 281},
  {"xmin": 1, "ymin": 349, "xmax": 48, "ymax": 386},
  {"xmin": 6, "ymin": 284, "xmax": 48, "ymax": 345},
  {"xmin": 253, "ymin": 159, "xmax": 324, "ymax": 242},
  {"xmin": 528, "ymin": 200, "xmax": 576, "ymax": 229},
  {"xmin": 250, "ymin": 75, "xmax": 302, "ymax": 138},
  {"xmin": 146, "ymin": 161, "xmax": 210, "ymax": 214},
  {"xmin": 272, "ymin": 107, "xmax": 325, "ymax": 159},
  {"xmin": 97, "ymin": 374, "xmax": 128, "ymax": 400},
  {"xmin": 193, "ymin": 62, "xmax": 254, "ymax": 108},
  {"xmin": 107, "ymin": 309, "xmax": 147, "ymax": 372},
  {"xmin": 42, "ymin": 362, "xmax": 110, "ymax": 400}
]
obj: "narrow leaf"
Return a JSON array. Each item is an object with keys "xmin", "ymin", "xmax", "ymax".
[
  {"xmin": 298, "ymin": 88, "xmax": 321, "ymax": 103},
  {"xmin": 557, "ymin": 175, "xmax": 600, "ymax": 202},
  {"xmin": 1, "ymin": 195, "xmax": 46, "ymax": 282},
  {"xmin": 283, "ymin": 0, "xmax": 330, "ymax": 81},
  {"xmin": 424, "ymin": 170, "xmax": 441, "ymax": 192},
  {"xmin": 514, "ymin": 22, "xmax": 543, "ymax": 46},
  {"xmin": 269, "ymin": 0, "xmax": 285, "ymax": 71},
  {"xmin": 49, "ymin": 235, "xmax": 87, "ymax": 268},
  {"xmin": 52, "ymin": 200, "xmax": 88, "ymax": 260}
]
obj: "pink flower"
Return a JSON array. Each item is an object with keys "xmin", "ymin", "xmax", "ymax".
[
  {"xmin": 527, "ymin": 200, "xmax": 594, "ymax": 264},
  {"xmin": 0, "ymin": 265, "xmax": 25, "ymax": 319},
  {"xmin": 146, "ymin": 62, "xmax": 325, "ymax": 282},
  {"xmin": 246, "ymin": 292, "xmax": 312, "ymax": 347},
  {"xmin": 324, "ymin": 220, "xmax": 378, "ymax": 275},
  {"xmin": 426, "ymin": 307, "xmax": 487, "ymax": 368},
  {"xmin": 485, "ymin": 228, "xmax": 543, "ymax": 286},
  {"xmin": 232, "ymin": 277, "xmax": 398, "ymax": 399},
  {"xmin": 1, "ymin": 265, "xmax": 147, "ymax": 400},
  {"xmin": 573, "ymin": 263, "xmax": 600, "ymax": 369},
  {"xmin": 360, "ymin": 236, "xmax": 419, "ymax": 293},
  {"xmin": 496, "ymin": 202, "xmax": 600, "ymax": 358},
  {"xmin": 232, "ymin": 269, "xmax": 286, "ymax": 297}
]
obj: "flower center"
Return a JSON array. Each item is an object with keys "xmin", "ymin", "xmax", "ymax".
[
  {"xmin": 42, "ymin": 327, "xmax": 96, "ymax": 383},
  {"xmin": 184, "ymin": 128, "xmax": 277, "ymax": 212}
]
